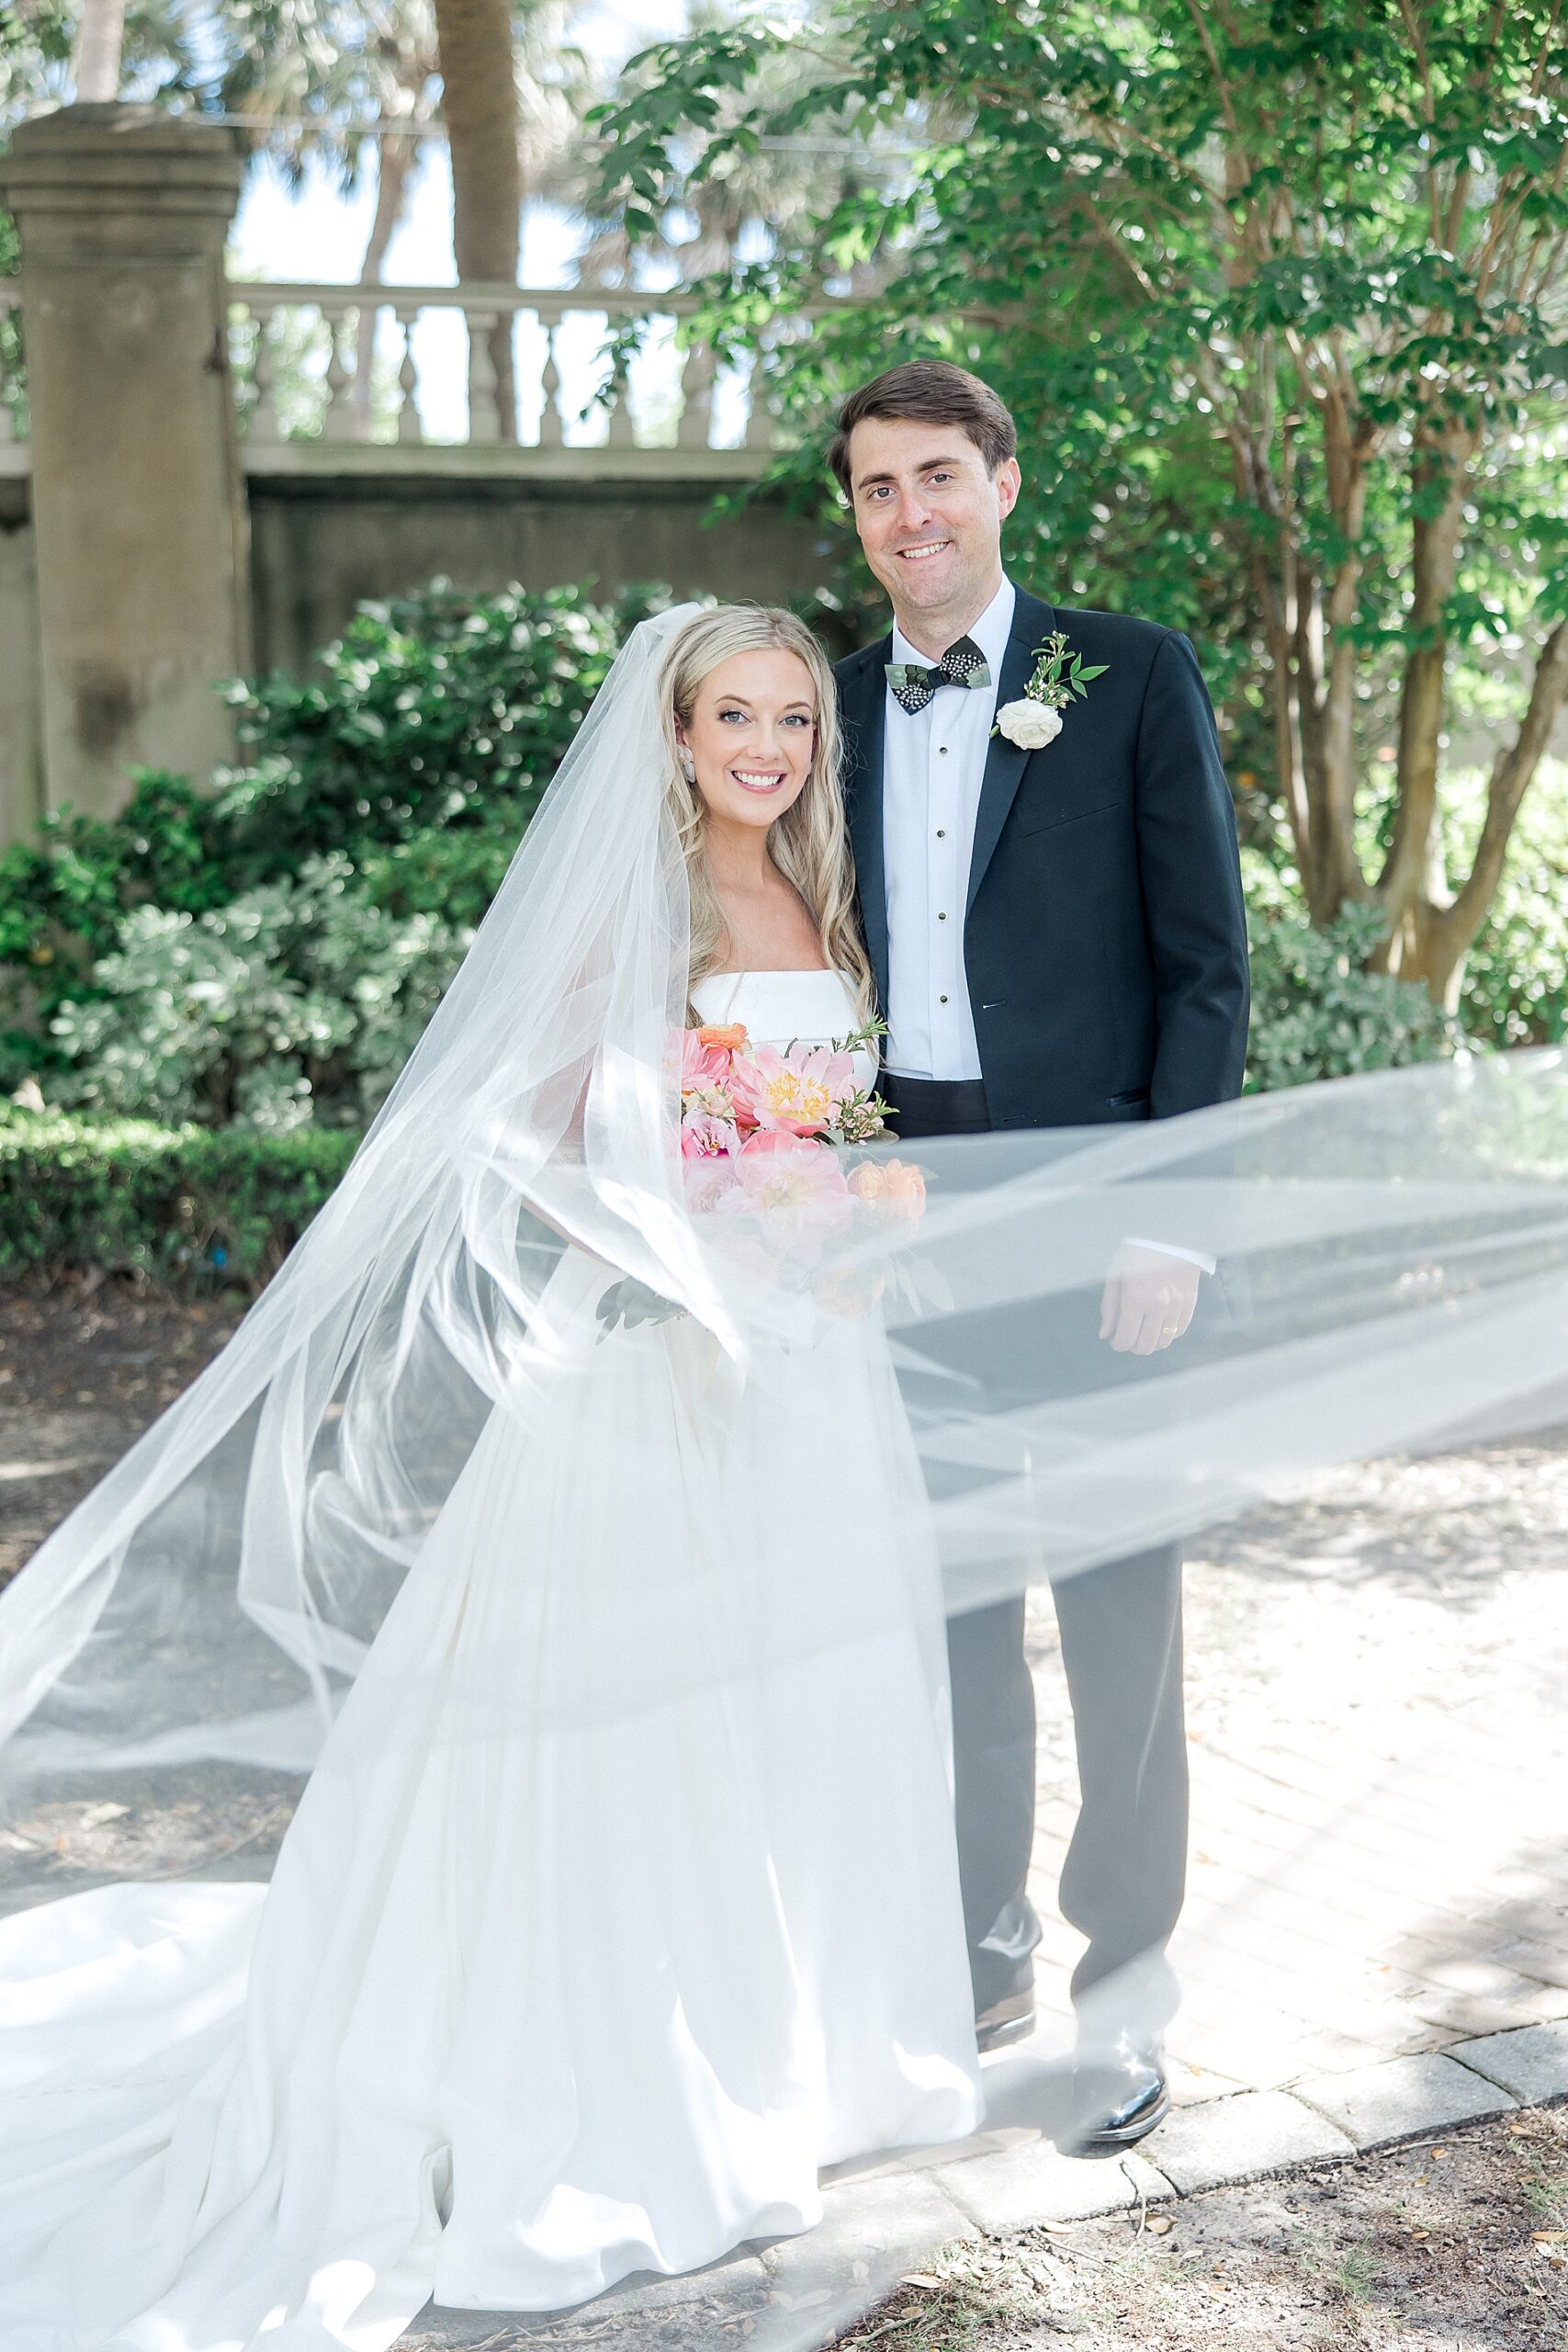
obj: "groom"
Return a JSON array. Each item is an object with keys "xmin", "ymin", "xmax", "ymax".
[{"xmin": 830, "ymin": 362, "xmax": 1249, "ymax": 2150}]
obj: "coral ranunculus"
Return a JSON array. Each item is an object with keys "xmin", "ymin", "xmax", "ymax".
[
  {"xmin": 696, "ymin": 1023, "xmax": 749, "ymax": 1055},
  {"xmin": 848, "ymin": 1157, "xmax": 927, "ymax": 1218},
  {"xmin": 680, "ymin": 1029, "xmax": 732, "ymax": 1092}
]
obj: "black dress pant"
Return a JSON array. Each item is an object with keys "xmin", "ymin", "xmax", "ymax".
[{"xmin": 882, "ymin": 1072, "xmax": 1188, "ymax": 2035}]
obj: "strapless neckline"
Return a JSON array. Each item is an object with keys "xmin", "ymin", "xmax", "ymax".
[{"xmin": 689, "ymin": 969, "xmax": 874, "ymax": 1091}]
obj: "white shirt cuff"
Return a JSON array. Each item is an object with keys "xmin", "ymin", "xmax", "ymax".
[{"xmin": 1122, "ymin": 1236, "xmax": 1218, "ymax": 1277}]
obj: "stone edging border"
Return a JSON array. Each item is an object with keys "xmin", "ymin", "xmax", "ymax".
[
  {"xmin": 750, "ymin": 2018, "xmax": 1568, "ymax": 2320},
  {"xmin": 415, "ymin": 2018, "xmax": 1568, "ymax": 2345}
]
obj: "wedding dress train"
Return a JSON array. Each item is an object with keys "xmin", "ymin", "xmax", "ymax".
[{"xmin": 0, "ymin": 970, "xmax": 983, "ymax": 2351}]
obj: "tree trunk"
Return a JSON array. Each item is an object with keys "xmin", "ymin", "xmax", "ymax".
[
  {"xmin": 1377, "ymin": 430, "xmax": 1477, "ymax": 974},
  {"xmin": 434, "ymin": 0, "xmax": 522, "ymax": 443},
  {"xmin": 352, "ymin": 136, "xmax": 419, "ymax": 442},
  {"xmin": 1397, "ymin": 619, "xmax": 1568, "ymax": 1008},
  {"xmin": 73, "ymin": 0, "xmax": 127, "ymax": 101}
]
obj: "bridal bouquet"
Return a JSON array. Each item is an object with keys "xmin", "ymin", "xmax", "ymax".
[{"xmin": 595, "ymin": 1018, "xmax": 927, "ymax": 1335}]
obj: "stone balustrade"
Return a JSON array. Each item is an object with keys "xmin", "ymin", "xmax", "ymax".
[
  {"xmin": 0, "ymin": 276, "xmax": 852, "ymax": 463},
  {"xmin": 226, "ymin": 281, "xmax": 812, "ymax": 455},
  {"xmin": 0, "ymin": 101, "xmax": 842, "ymax": 829}
]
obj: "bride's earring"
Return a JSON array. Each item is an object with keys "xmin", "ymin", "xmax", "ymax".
[{"xmin": 678, "ymin": 747, "xmax": 696, "ymax": 784}]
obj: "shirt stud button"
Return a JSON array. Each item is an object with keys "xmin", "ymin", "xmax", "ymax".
[
  {"xmin": 939, "ymin": 993, "xmax": 949, "ymax": 1005},
  {"xmin": 939, "ymin": 745, "xmax": 949, "ymax": 756},
  {"xmin": 936, "ymin": 828, "xmax": 946, "ymax": 839},
  {"xmin": 937, "ymin": 910, "xmax": 948, "ymax": 921}
]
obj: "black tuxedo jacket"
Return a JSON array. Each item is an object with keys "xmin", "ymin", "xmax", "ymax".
[{"xmin": 834, "ymin": 585, "xmax": 1249, "ymax": 1131}]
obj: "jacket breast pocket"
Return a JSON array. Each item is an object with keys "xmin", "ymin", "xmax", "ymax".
[{"xmin": 1015, "ymin": 793, "xmax": 1123, "ymax": 838}]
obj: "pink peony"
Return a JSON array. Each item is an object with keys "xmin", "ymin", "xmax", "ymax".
[
  {"xmin": 728, "ymin": 1127, "xmax": 853, "ymax": 1249},
  {"xmin": 680, "ymin": 1108, "xmax": 740, "ymax": 1159},
  {"xmin": 683, "ymin": 1154, "xmax": 744, "ymax": 1213},
  {"xmin": 728, "ymin": 1041, "xmax": 860, "ymax": 1136}
]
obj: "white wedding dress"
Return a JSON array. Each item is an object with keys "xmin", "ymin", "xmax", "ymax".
[{"xmin": 0, "ymin": 970, "xmax": 983, "ymax": 2351}]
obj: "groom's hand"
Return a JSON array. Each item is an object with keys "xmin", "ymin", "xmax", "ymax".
[{"xmin": 1099, "ymin": 1242, "xmax": 1201, "ymax": 1356}]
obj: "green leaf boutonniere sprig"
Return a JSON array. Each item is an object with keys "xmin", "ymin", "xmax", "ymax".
[{"xmin": 992, "ymin": 633, "xmax": 1109, "ymax": 749}]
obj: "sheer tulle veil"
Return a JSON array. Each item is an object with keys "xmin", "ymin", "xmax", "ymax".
[
  {"xmin": 3, "ymin": 601, "xmax": 1568, "ymax": 2345},
  {"xmin": 4, "ymin": 596, "xmax": 1568, "ymax": 1798},
  {"xmin": 0, "ymin": 604, "xmax": 720, "ymax": 1792}
]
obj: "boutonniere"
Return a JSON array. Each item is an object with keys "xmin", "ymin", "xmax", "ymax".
[{"xmin": 992, "ymin": 632, "xmax": 1108, "ymax": 750}]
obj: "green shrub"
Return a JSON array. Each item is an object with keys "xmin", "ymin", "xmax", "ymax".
[
  {"xmin": 0, "ymin": 580, "xmax": 671, "ymax": 1110},
  {"xmin": 213, "ymin": 577, "xmax": 671, "ymax": 878},
  {"xmin": 1452, "ymin": 760, "xmax": 1568, "ymax": 1051},
  {"xmin": 1243, "ymin": 857, "xmax": 1464, "ymax": 1092},
  {"xmin": 47, "ymin": 854, "xmax": 470, "ymax": 1130},
  {"xmin": 0, "ymin": 1109, "xmax": 358, "ymax": 1290}
]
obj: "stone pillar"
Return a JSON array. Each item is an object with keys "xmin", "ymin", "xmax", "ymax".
[{"xmin": 0, "ymin": 106, "xmax": 248, "ymax": 820}]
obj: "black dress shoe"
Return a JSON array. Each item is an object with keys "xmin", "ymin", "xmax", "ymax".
[
  {"xmin": 1064, "ymin": 2041, "xmax": 1169, "ymax": 2153},
  {"xmin": 974, "ymin": 1984, "xmax": 1036, "ymax": 2052}
]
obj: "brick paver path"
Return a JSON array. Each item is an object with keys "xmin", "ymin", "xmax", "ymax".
[{"xmin": 1023, "ymin": 1430, "xmax": 1568, "ymax": 2100}]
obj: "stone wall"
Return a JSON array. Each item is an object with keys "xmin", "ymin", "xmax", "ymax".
[
  {"xmin": 0, "ymin": 456, "xmax": 843, "ymax": 843},
  {"xmin": 247, "ymin": 452, "xmax": 837, "ymax": 680}
]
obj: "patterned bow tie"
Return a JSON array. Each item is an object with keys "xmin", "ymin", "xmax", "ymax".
[{"xmin": 886, "ymin": 634, "xmax": 992, "ymax": 716}]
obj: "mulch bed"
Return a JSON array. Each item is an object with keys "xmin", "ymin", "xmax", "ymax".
[
  {"xmin": 0, "ymin": 1275, "xmax": 244, "ymax": 1591},
  {"xmin": 827, "ymin": 2108, "xmax": 1568, "ymax": 2351}
]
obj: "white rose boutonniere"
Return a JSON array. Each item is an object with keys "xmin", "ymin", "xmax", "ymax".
[
  {"xmin": 993, "ymin": 631, "xmax": 1108, "ymax": 749},
  {"xmin": 994, "ymin": 699, "xmax": 1063, "ymax": 751}
]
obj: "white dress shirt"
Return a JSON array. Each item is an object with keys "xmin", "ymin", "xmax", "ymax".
[{"xmin": 881, "ymin": 576, "xmax": 1016, "ymax": 1080}]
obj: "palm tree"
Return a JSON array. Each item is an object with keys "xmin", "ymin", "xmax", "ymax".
[
  {"xmin": 1, "ymin": 0, "xmax": 207, "ymax": 123},
  {"xmin": 72, "ymin": 0, "xmax": 128, "ymax": 98},
  {"xmin": 222, "ymin": 0, "xmax": 592, "ymax": 440},
  {"xmin": 220, "ymin": 0, "xmax": 442, "ymax": 435},
  {"xmin": 431, "ymin": 0, "xmax": 520, "ymax": 435}
]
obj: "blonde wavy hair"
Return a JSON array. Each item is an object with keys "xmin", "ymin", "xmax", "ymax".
[{"xmin": 658, "ymin": 605, "xmax": 874, "ymax": 1022}]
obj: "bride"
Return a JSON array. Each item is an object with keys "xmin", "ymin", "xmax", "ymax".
[{"xmin": 0, "ymin": 605, "xmax": 985, "ymax": 2346}]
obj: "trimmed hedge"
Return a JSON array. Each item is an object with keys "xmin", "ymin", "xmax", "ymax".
[{"xmin": 0, "ymin": 1111, "xmax": 358, "ymax": 1291}]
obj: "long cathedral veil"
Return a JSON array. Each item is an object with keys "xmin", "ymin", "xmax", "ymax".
[{"xmin": 3, "ymin": 603, "xmax": 1568, "ymax": 2346}]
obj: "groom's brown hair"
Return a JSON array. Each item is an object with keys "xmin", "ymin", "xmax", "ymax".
[{"xmin": 828, "ymin": 362, "xmax": 1017, "ymax": 497}]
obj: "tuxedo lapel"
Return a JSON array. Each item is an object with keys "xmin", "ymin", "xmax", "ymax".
[
  {"xmin": 965, "ymin": 591, "xmax": 1057, "ymax": 915},
  {"xmin": 840, "ymin": 640, "xmax": 891, "ymax": 1009}
]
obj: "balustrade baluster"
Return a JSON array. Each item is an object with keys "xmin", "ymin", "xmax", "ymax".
[
  {"xmin": 605, "ymin": 349, "xmax": 637, "ymax": 448},
  {"xmin": 247, "ymin": 304, "xmax": 279, "ymax": 444},
  {"xmin": 467, "ymin": 303, "xmax": 502, "ymax": 446},
  {"xmin": 394, "ymin": 303, "xmax": 423, "ymax": 444},
  {"xmin": 743, "ymin": 345, "xmax": 773, "ymax": 450},
  {"xmin": 537, "ymin": 311, "xmax": 564, "ymax": 447},
  {"xmin": 321, "ymin": 301, "xmax": 355, "ymax": 442},
  {"xmin": 676, "ymin": 338, "xmax": 716, "ymax": 451}
]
